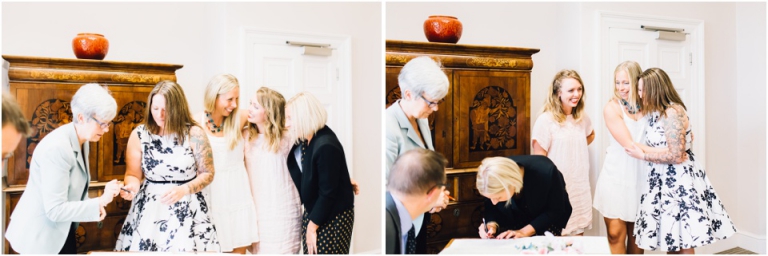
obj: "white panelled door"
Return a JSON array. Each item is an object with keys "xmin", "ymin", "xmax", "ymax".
[{"xmin": 242, "ymin": 29, "xmax": 353, "ymax": 175}]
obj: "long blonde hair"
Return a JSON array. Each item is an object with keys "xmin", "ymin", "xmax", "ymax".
[
  {"xmin": 542, "ymin": 70, "xmax": 587, "ymax": 123},
  {"xmin": 247, "ymin": 87, "xmax": 286, "ymax": 153},
  {"xmin": 145, "ymin": 80, "xmax": 200, "ymax": 144},
  {"xmin": 203, "ymin": 74, "xmax": 243, "ymax": 150},
  {"xmin": 613, "ymin": 61, "xmax": 643, "ymax": 111},
  {"xmin": 476, "ymin": 157, "xmax": 523, "ymax": 207},
  {"xmin": 287, "ymin": 92, "xmax": 327, "ymax": 142}
]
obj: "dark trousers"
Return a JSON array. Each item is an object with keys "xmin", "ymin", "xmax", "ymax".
[{"xmin": 58, "ymin": 224, "xmax": 77, "ymax": 254}]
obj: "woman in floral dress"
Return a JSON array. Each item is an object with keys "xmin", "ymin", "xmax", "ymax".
[
  {"xmin": 116, "ymin": 81, "xmax": 220, "ymax": 252},
  {"xmin": 626, "ymin": 68, "xmax": 735, "ymax": 253}
]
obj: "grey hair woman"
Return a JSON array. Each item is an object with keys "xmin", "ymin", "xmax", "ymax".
[{"xmin": 5, "ymin": 83, "xmax": 122, "ymax": 254}]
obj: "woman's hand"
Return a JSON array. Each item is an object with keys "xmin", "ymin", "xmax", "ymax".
[
  {"xmin": 496, "ymin": 229, "xmax": 532, "ymax": 239},
  {"xmin": 306, "ymin": 221, "xmax": 319, "ymax": 254},
  {"xmin": 99, "ymin": 180, "xmax": 121, "ymax": 207},
  {"xmin": 350, "ymin": 178, "xmax": 360, "ymax": 195},
  {"xmin": 98, "ymin": 206, "xmax": 107, "ymax": 221},
  {"xmin": 625, "ymin": 144, "xmax": 645, "ymax": 160},
  {"xmin": 119, "ymin": 181, "xmax": 139, "ymax": 201},
  {"xmin": 478, "ymin": 223, "xmax": 497, "ymax": 239},
  {"xmin": 160, "ymin": 185, "xmax": 189, "ymax": 205}
]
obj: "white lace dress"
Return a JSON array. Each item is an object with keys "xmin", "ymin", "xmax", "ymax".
[
  {"xmin": 532, "ymin": 112, "xmax": 593, "ymax": 235},
  {"xmin": 205, "ymin": 134, "xmax": 260, "ymax": 252},
  {"xmin": 594, "ymin": 101, "xmax": 647, "ymax": 221},
  {"xmin": 244, "ymin": 131, "xmax": 302, "ymax": 254}
]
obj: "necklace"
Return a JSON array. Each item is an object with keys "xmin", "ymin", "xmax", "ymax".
[
  {"xmin": 620, "ymin": 99, "xmax": 641, "ymax": 114},
  {"xmin": 205, "ymin": 112, "xmax": 222, "ymax": 133}
]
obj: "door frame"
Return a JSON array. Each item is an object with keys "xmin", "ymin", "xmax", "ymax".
[
  {"xmin": 238, "ymin": 27, "xmax": 354, "ymax": 177},
  {"xmin": 594, "ymin": 11, "xmax": 706, "ymax": 169}
]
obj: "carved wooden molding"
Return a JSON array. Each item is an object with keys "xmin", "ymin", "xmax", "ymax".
[
  {"xmin": 3, "ymin": 55, "xmax": 182, "ymax": 85},
  {"xmin": 386, "ymin": 40, "xmax": 539, "ymax": 70}
]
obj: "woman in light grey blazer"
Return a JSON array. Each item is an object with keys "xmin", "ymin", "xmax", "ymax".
[
  {"xmin": 384, "ymin": 56, "xmax": 450, "ymax": 254},
  {"xmin": 5, "ymin": 84, "xmax": 122, "ymax": 254}
]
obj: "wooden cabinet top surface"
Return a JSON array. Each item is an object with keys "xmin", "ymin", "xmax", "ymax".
[
  {"xmin": 385, "ymin": 40, "xmax": 539, "ymax": 70},
  {"xmin": 3, "ymin": 55, "xmax": 183, "ymax": 85}
]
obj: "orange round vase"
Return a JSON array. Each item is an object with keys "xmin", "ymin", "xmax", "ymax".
[
  {"xmin": 423, "ymin": 16, "xmax": 463, "ymax": 44},
  {"xmin": 72, "ymin": 33, "xmax": 109, "ymax": 60}
]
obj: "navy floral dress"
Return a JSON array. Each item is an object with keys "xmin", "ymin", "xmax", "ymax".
[
  {"xmin": 634, "ymin": 108, "xmax": 735, "ymax": 251},
  {"xmin": 115, "ymin": 125, "xmax": 220, "ymax": 252}
]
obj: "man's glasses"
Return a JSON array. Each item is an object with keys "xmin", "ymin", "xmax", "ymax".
[
  {"xmin": 89, "ymin": 115, "xmax": 111, "ymax": 129},
  {"xmin": 419, "ymin": 94, "xmax": 444, "ymax": 108},
  {"xmin": 427, "ymin": 183, "xmax": 446, "ymax": 194}
]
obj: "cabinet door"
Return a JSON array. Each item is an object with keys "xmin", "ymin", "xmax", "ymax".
[
  {"xmin": 453, "ymin": 70, "xmax": 530, "ymax": 169},
  {"xmin": 385, "ymin": 67, "xmax": 454, "ymax": 167},
  {"xmin": 7, "ymin": 83, "xmax": 99, "ymax": 185},
  {"xmin": 97, "ymin": 85, "xmax": 153, "ymax": 182}
]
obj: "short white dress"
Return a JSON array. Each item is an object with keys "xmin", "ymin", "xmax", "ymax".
[
  {"xmin": 532, "ymin": 112, "xmax": 593, "ymax": 236},
  {"xmin": 205, "ymin": 133, "xmax": 260, "ymax": 252},
  {"xmin": 594, "ymin": 101, "xmax": 647, "ymax": 221},
  {"xmin": 245, "ymin": 131, "xmax": 302, "ymax": 254}
]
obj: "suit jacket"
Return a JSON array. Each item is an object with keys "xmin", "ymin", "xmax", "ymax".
[
  {"xmin": 484, "ymin": 155, "xmax": 572, "ymax": 236},
  {"xmin": 5, "ymin": 123, "xmax": 101, "ymax": 254},
  {"xmin": 287, "ymin": 125, "xmax": 354, "ymax": 226},
  {"xmin": 385, "ymin": 192, "xmax": 402, "ymax": 254},
  {"xmin": 385, "ymin": 101, "xmax": 434, "ymax": 177}
]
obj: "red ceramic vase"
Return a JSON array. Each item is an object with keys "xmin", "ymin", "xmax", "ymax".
[
  {"xmin": 72, "ymin": 33, "xmax": 109, "ymax": 60},
  {"xmin": 423, "ymin": 16, "xmax": 463, "ymax": 44}
]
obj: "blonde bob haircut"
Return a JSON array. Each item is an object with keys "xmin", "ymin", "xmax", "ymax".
[
  {"xmin": 476, "ymin": 157, "xmax": 523, "ymax": 207},
  {"xmin": 203, "ymin": 74, "xmax": 242, "ymax": 150},
  {"xmin": 247, "ymin": 87, "xmax": 286, "ymax": 153},
  {"xmin": 613, "ymin": 61, "xmax": 643, "ymax": 110},
  {"xmin": 287, "ymin": 91, "xmax": 327, "ymax": 142},
  {"xmin": 542, "ymin": 70, "xmax": 587, "ymax": 124}
]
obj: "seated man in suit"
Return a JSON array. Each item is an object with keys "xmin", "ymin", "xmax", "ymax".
[{"xmin": 386, "ymin": 148, "xmax": 447, "ymax": 254}]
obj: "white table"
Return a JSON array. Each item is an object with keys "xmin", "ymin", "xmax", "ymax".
[{"xmin": 440, "ymin": 236, "xmax": 611, "ymax": 254}]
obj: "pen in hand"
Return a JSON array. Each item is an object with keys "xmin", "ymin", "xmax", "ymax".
[{"xmin": 120, "ymin": 187, "xmax": 135, "ymax": 195}]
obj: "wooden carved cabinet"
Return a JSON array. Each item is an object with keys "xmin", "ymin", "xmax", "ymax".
[
  {"xmin": 385, "ymin": 40, "xmax": 539, "ymax": 253},
  {"xmin": 2, "ymin": 55, "xmax": 182, "ymax": 254}
]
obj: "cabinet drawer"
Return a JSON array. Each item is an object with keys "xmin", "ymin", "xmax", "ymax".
[{"xmin": 426, "ymin": 202, "xmax": 484, "ymax": 242}]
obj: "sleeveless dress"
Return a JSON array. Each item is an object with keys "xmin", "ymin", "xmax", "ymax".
[
  {"xmin": 205, "ymin": 129, "xmax": 260, "ymax": 251},
  {"xmin": 634, "ymin": 106, "xmax": 736, "ymax": 251},
  {"xmin": 115, "ymin": 125, "xmax": 220, "ymax": 252},
  {"xmin": 531, "ymin": 112, "xmax": 593, "ymax": 235},
  {"xmin": 244, "ymin": 130, "xmax": 302, "ymax": 254},
  {"xmin": 594, "ymin": 101, "xmax": 647, "ymax": 221}
]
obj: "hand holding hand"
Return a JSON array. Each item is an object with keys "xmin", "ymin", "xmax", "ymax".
[{"xmin": 160, "ymin": 185, "xmax": 189, "ymax": 205}]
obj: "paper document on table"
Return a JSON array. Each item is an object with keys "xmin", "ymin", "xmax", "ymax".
[{"xmin": 439, "ymin": 236, "xmax": 610, "ymax": 254}]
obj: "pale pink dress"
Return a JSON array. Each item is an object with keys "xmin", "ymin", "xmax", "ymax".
[
  {"xmin": 532, "ymin": 112, "xmax": 593, "ymax": 235},
  {"xmin": 244, "ymin": 130, "xmax": 302, "ymax": 254}
]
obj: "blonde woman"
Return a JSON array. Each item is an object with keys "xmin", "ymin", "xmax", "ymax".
[
  {"xmin": 626, "ymin": 68, "xmax": 735, "ymax": 253},
  {"xmin": 593, "ymin": 61, "xmax": 646, "ymax": 254},
  {"xmin": 531, "ymin": 70, "xmax": 595, "ymax": 236},
  {"xmin": 195, "ymin": 74, "xmax": 259, "ymax": 254},
  {"xmin": 243, "ymin": 87, "xmax": 301, "ymax": 253},
  {"xmin": 116, "ymin": 81, "xmax": 219, "ymax": 252},
  {"xmin": 476, "ymin": 155, "xmax": 571, "ymax": 239},
  {"xmin": 286, "ymin": 92, "xmax": 354, "ymax": 254}
]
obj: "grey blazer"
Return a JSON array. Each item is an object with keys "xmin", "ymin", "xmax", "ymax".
[
  {"xmin": 5, "ymin": 123, "xmax": 101, "ymax": 254},
  {"xmin": 385, "ymin": 192, "xmax": 402, "ymax": 254},
  {"xmin": 385, "ymin": 101, "xmax": 434, "ymax": 178}
]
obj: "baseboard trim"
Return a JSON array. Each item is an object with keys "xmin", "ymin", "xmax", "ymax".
[{"xmin": 737, "ymin": 231, "xmax": 767, "ymax": 254}]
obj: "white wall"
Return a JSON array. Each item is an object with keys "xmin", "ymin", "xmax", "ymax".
[
  {"xmin": 2, "ymin": 2, "xmax": 382, "ymax": 254},
  {"xmin": 735, "ymin": 2, "xmax": 767, "ymax": 253},
  {"xmin": 388, "ymin": 2, "xmax": 766, "ymax": 253}
]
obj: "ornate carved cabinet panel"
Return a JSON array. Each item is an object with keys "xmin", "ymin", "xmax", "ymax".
[
  {"xmin": 2, "ymin": 55, "xmax": 182, "ymax": 254},
  {"xmin": 385, "ymin": 40, "xmax": 538, "ymax": 253}
]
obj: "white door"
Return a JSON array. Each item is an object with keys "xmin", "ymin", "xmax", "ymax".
[
  {"xmin": 604, "ymin": 26, "xmax": 702, "ymax": 160},
  {"xmin": 242, "ymin": 29, "xmax": 353, "ymax": 175}
]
